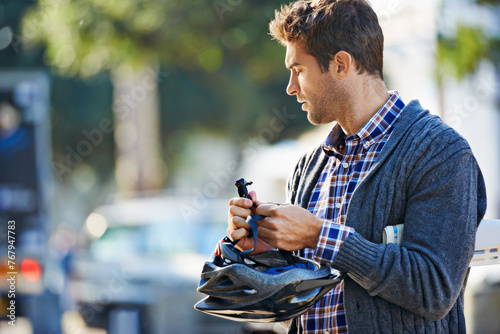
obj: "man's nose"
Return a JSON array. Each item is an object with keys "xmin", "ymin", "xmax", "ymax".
[{"xmin": 286, "ymin": 72, "xmax": 299, "ymax": 96}]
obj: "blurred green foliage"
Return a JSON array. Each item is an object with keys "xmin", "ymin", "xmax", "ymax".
[
  {"xmin": 20, "ymin": 0, "xmax": 288, "ymax": 81},
  {"xmin": 477, "ymin": 0, "xmax": 500, "ymax": 5},
  {"xmin": 436, "ymin": 0, "xmax": 500, "ymax": 80},
  {"xmin": 437, "ymin": 24, "xmax": 488, "ymax": 80},
  {"xmin": 0, "ymin": 0, "xmax": 312, "ymax": 187}
]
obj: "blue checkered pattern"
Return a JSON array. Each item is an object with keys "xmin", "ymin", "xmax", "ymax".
[{"xmin": 301, "ymin": 92, "xmax": 405, "ymax": 333}]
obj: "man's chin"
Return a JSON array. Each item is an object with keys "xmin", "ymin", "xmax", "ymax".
[
  {"xmin": 306, "ymin": 111, "xmax": 334, "ymax": 126},
  {"xmin": 306, "ymin": 112, "xmax": 323, "ymax": 126}
]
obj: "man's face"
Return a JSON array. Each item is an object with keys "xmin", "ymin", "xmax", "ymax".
[{"xmin": 285, "ymin": 42, "xmax": 348, "ymax": 125}]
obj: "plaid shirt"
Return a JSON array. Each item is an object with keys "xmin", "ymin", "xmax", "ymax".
[{"xmin": 301, "ymin": 92, "xmax": 405, "ymax": 333}]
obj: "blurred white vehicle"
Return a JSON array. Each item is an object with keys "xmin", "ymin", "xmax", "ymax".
[{"xmin": 68, "ymin": 195, "xmax": 284, "ymax": 334}]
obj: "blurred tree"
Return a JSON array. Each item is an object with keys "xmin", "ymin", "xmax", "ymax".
[
  {"xmin": 437, "ymin": 24, "xmax": 489, "ymax": 80},
  {"xmin": 435, "ymin": 0, "xmax": 499, "ymax": 124},
  {"xmin": 436, "ymin": 0, "xmax": 500, "ymax": 80},
  {"xmin": 20, "ymin": 0, "xmax": 301, "ymax": 192}
]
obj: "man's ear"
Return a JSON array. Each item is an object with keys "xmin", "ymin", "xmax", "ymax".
[{"xmin": 329, "ymin": 51, "xmax": 353, "ymax": 80}]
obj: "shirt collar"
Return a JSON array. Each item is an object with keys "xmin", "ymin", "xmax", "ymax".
[
  {"xmin": 322, "ymin": 91, "xmax": 405, "ymax": 156},
  {"xmin": 322, "ymin": 124, "xmax": 345, "ymax": 158}
]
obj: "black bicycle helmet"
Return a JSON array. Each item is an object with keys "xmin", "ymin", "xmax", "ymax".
[{"xmin": 194, "ymin": 215, "xmax": 343, "ymax": 323}]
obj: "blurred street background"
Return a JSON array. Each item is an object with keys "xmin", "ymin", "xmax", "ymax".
[{"xmin": 0, "ymin": 0, "xmax": 499, "ymax": 333}]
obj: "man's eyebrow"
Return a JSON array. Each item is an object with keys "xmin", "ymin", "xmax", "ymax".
[{"xmin": 286, "ymin": 62, "xmax": 300, "ymax": 70}]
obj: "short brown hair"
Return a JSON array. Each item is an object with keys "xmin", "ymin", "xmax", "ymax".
[{"xmin": 269, "ymin": 0, "xmax": 384, "ymax": 79}]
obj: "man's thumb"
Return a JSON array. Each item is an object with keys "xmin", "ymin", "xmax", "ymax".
[{"xmin": 249, "ymin": 190, "xmax": 262, "ymax": 206}]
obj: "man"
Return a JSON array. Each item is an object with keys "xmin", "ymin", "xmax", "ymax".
[{"xmin": 227, "ymin": 0, "xmax": 487, "ymax": 333}]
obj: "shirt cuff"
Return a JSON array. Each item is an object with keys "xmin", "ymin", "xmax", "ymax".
[{"xmin": 312, "ymin": 219, "xmax": 355, "ymax": 264}]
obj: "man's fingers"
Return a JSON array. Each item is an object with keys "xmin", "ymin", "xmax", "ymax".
[
  {"xmin": 256, "ymin": 224, "xmax": 272, "ymax": 240},
  {"xmin": 255, "ymin": 203, "xmax": 282, "ymax": 216},
  {"xmin": 228, "ymin": 197, "xmax": 253, "ymax": 208},
  {"xmin": 248, "ymin": 191, "xmax": 262, "ymax": 206},
  {"xmin": 228, "ymin": 205, "xmax": 251, "ymax": 219},
  {"xmin": 228, "ymin": 227, "xmax": 249, "ymax": 242},
  {"xmin": 228, "ymin": 215, "xmax": 249, "ymax": 230}
]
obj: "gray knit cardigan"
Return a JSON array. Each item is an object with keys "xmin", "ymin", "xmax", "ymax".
[{"xmin": 286, "ymin": 100, "xmax": 487, "ymax": 333}]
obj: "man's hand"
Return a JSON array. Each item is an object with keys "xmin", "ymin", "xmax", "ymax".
[
  {"xmin": 227, "ymin": 191, "xmax": 273, "ymax": 254},
  {"xmin": 254, "ymin": 203, "xmax": 324, "ymax": 251}
]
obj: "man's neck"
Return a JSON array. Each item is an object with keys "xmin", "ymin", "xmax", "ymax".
[{"xmin": 340, "ymin": 78, "xmax": 390, "ymax": 137}]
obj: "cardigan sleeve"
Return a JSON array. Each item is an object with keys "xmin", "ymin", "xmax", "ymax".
[{"xmin": 332, "ymin": 149, "xmax": 485, "ymax": 320}]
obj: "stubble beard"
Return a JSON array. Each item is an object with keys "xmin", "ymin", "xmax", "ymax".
[{"xmin": 305, "ymin": 76, "xmax": 348, "ymax": 126}]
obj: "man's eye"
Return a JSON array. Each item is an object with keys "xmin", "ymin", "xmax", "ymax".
[{"xmin": 295, "ymin": 69, "xmax": 301, "ymax": 75}]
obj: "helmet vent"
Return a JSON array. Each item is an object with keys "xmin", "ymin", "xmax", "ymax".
[
  {"xmin": 291, "ymin": 287, "xmax": 321, "ymax": 303},
  {"xmin": 219, "ymin": 276, "xmax": 234, "ymax": 287},
  {"xmin": 243, "ymin": 288, "xmax": 257, "ymax": 295}
]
